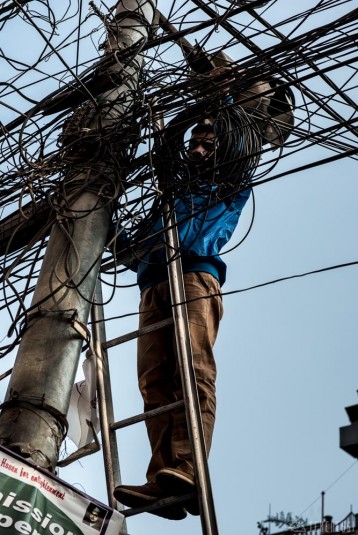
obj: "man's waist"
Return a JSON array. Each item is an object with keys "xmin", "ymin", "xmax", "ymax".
[{"xmin": 138, "ymin": 256, "xmax": 221, "ymax": 292}]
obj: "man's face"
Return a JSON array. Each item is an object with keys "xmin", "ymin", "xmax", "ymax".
[
  {"xmin": 90, "ymin": 509, "xmax": 100, "ymax": 523},
  {"xmin": 188, "ymin": 129, "xmax": 215, "ymax": 160}
]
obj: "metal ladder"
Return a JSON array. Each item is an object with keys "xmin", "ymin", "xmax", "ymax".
[{"xmin": 90, "ymin": 203, "xmax": 219, "ymax": 535}]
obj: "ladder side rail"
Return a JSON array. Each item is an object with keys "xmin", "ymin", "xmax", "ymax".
[
  {"xmin": 163, "ymin": 202, "xmax": 219, "ymax": 535},
  {"xmin": 91, "ymin": 279, "xmax": 127, "ymax": 531}
]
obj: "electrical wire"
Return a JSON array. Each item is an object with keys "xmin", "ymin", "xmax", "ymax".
[{"xmin": 0, "ymin": 0, "xmax": 356, "ymax": 357}]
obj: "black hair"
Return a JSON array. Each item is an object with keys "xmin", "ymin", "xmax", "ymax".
[{"xmin": 191, "ymin": 122, "xmax": 214, "ymax": 136}]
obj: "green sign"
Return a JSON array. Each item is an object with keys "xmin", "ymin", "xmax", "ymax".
[{"xmin": 0, "ymin": 448, "xmax": 124, "ymax": 534}]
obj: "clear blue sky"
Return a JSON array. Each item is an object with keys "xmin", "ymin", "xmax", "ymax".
[{"xmin": 0, "ymin": 1, "xmax": 357, "ymax": 534}]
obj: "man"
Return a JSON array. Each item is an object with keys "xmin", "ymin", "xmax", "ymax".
[
  {"xmin": 113, "ymin": 77, "xmax": 253, "ymax": 519},
  {"xmin": 83, "ymin": 503, "xmax": 106, "ymax": 530}
]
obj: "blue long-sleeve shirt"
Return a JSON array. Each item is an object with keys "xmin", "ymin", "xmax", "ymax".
[{"xmin": 135, "ymin": 187, "xmax": 251, "ymax": 291}]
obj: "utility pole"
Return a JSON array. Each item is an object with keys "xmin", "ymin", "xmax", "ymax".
[{"xmin": 0, "ymin": 0, "xmax": 157, "ymax": 472}]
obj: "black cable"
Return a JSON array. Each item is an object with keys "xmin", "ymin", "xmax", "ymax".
[
  {"xmin": 0, "ymin": 0, "xmax": 357, "ymax": 357},
  {"xmin": 88, "ymin": 260, "xmax": 358, "ymax": 326}
]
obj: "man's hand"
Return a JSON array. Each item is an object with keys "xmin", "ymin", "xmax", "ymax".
[{"xmin": 207, "ymin": 66, "xmax": 235, "ymax": 94}]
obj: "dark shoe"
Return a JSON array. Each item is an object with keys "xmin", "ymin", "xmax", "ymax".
[
  {"xmin": 113, "ymin": 481, "xmax": 161, "ymax": 507},
  {"xmin": 185, "ymin": 496, "xmax": 200, "ymax": 516},
  {"xmin": 156, "ymin": 467, "xmax": 200, "ymax": 515},
  {"xmin": 113, "ymin": 481, "xmax": 187, "ymax": 521},
  {"xmin": 156, "ymin": 467, "xmax": 196, "ymax": 495}
]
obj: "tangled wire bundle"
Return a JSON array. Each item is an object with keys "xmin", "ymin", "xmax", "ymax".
[
  {"xmin": 153, "ymin": 102, "xmax": 263, "ymax": 197},
  {"xmin": 0, "ymin": 0, "xmax": 356, "ymax": 358}
]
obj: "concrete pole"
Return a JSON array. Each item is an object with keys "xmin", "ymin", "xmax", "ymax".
[{"xmin": 0, "ymin": 0, "xmax": 157, "ymax": 472}]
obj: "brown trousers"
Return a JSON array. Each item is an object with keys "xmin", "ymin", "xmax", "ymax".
[{"xmin": 137, "ymin": 272, "xmax": 223, "ymax": 482}]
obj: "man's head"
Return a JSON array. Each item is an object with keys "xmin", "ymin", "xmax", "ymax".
[
  {"xmin": 188, "ymin": 122, "xmax": 215, "ymax": 161},
  {"xmin": 90, "ymin": 507, "xmax": 101, "ymax": 523}
]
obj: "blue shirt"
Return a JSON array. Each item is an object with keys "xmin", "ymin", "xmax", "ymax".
[{"xmin": 136, "ymin": 187, "xmax": 251, "ymax": 291}]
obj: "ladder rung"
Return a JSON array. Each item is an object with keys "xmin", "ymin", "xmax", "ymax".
[
  {"xmin": 121, "ymin": 492, "xmax": 196, "ymax": 518},
  {"xmin": 103, "ymin": 317, "xmax": 174, "ymax": 349},
  {"xmin": 111, "ymin": 400, "xmax": 185, "ymax": 431}
]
